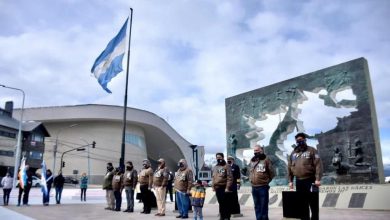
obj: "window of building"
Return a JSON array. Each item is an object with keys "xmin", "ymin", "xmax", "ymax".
[
  {"xmin": 29, "ymin": 151, "xmax": 43, "ymax": 160},
  {"xmin": 125, "ymin": 133, "xmax": 146, "ymax": 150},
  {"xmin": 0, "ymin": 150, "xmax": 14, "ymax": 157},
  {"xmin": 0, "ymin": 130, "xmax": 16, "ymax": 138},
  {"xmin": 31, "ymin": 133, "xmax": 44, "ymax": 143}
]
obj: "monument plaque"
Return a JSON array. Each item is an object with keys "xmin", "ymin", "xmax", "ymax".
[{"xmin": 225, "ymin": 58, "xmax": 384, "ymax": 184}]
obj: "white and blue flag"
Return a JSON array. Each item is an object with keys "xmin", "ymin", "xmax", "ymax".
[
  {"xmin": 41, "ymin": 160, "xmax": 48, "ymax": 196},
  {"xmin": 91, "ymin": 18, "xmax": 129, "ymax": 93}
]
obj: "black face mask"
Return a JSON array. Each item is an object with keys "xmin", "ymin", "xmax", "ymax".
[
  {"xmin": 296, "ymin": 140, "xmax": 306, "ymax": 146},
  {"xmin": 217, "ymin": 159, "xmax": 223, "ymax": 164},
  {"xmin": 143, "ymin": 164, "xmax": 148, "ymax": 168},
  {"xmin": 254, "ymin": 152, "xmax": 266, "ymax": 160},
  {"xmin": 126, "ymin": 166, "xmax": 133, "ymax": 170},
  {"xmin": 107, "ymin": 166, "xmax": 113, "ymax": 171},
  {"xmin": 178, "ymin": 163, "xmax": 184, "ymax": 168},
  {"xmin": 227, "ymin": 160, "xmax": 232, "ymax": 165}
]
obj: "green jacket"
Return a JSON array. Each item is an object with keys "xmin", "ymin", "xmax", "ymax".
[{"xmin": 103, "ymin": 171, "xmax": 114, "ymax": 190}]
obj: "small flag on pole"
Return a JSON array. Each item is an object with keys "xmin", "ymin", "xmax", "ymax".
[
  {"xmin": 41, "ymin": 160, "xmax": 48, "ymax": 197},
  {"xmin": 18, "ymin": 157, "xmax": 27, "ymax": 189},
  {"xmin": 91, "ymin": 18, "xmax": 129, "ymax": 93}
]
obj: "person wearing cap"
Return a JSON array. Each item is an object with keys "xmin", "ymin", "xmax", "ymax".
[
  {"xmin": 123, "ymin": 161, "xmax": 138, "ymax": 212},
  {"xmin": 190, "ymin": 180, "xmax": 206, "ymax": 220},
  {"xmin": 139, "ymin": 159, "xmax": 154, "ymax": 214},
  {"xmin": 212, "ymin": 152, "xmax": 233, "ymax": 220},
  {"xmin": 103, "ymin": 162, "xmax": 115, "ymax": 210},
  {"xmin": 174, "ymin": 159, "xmax": 193, "ymax": 219},
  {"xmin": 227, "ymin": 156, "xmax": 241, "ymax": 216},
  {"xmin": 288, "ymin": 132, "xmax": 323, "ymax": 220},
  {"xmin": 250, "ymin": 145, "xmax": 275, "ymax": 220},
  {"xmin": 153, "ymin": 158, "xmax": 169, "ymax": 216}
]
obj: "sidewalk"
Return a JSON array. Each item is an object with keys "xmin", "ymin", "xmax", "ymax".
[{"xmin": 1, "ymin": 188, "xmax": 390, "ymax": 220}]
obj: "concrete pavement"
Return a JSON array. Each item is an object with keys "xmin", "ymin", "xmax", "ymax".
[{"xmin": 1, "ymin": 187, "xmax": 390, "ymax": 220}]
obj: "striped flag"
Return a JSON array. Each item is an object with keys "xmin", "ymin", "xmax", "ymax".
[
  {"xmin": 41, "ymin": 160, "xmax": 48, "ymax": 196},
  {"xmin": 18, "ymin": 158, "xmax": 27, "ymax": 189},
  {"xmin": 91, "ymin": 18, "xmax": 129, "ymax": 93}
]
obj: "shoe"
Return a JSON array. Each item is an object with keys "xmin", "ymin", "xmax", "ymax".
[
  {"xmin": 159, "ymin": 214, "xmax": 165, "ymax": 216},
  {"xmin": 129, "ymin": 208, "xmax": 134, "ymax": 212},
  {"xmin": 104, "ymin": 207, "xmax": 112, "ymax": 210},
  {"xmin": 141, "ymin": 210, "xmax": 146, "ymax": 213},
  {"xmin": 155, "ymin": 213, "xmax": 161, "ymax": 216},
  {"xmin": 181, "ymin": 216, "xmax": 188, "ymax": 219},
  {"xmin": 114, "ymin": 209, "xmax": 120, "ymax": 211},
  {"xmin": 176, "ymin": 215, "xmax": 182, "ymax": 218},
  {"xmin": 123, "ymin": 209, "xmax": 129, "ymax": 212}
]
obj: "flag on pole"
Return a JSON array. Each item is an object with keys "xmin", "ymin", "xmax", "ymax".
[
  {"xmin": 91, "ymin": 18, "xmax": 129, "ymax": 93},
  {"xmin": 18, "ymin": 157, "xmax": 27, "ymax": 189},
  {"xmin": 41, "ymin": 160, "xmax": 48, "ymax": 197}
]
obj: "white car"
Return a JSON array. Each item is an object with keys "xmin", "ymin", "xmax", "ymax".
[{"xmin": 32, "ymin": 176, "xmax": 41, "ymax": 187}]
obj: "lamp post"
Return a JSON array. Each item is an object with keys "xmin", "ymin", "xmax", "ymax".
[
  {"xmin": 54, "ymin": 124, "xmax": 78, "ymax": 174},
  {"xmin": 190, "ymin": 145, "xmax": 199, "ymax": 180},
  {"xmin": 80, "ymin": 138, "xmax": 96, "ymax": 183},
  {"xmin": 0, "ymin": 84, "xmax": 25, "ymax": 188}
]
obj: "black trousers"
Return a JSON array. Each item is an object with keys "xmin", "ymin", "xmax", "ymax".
[
  {"xmin": 166, "ymin": 183, "xmax": 173, "ymax": 202},
  {"xmin": 18, "ymin": 185, "xmax": 31, "ymax": 205},
  {"xmin": 215, "ymin": 187, "xmax": 232, "ymax": 220},
  {"xmin": 114, "ymin": 190, "xmax": 122, "ymax": 210},
  {"xmin": 296, "ymin": 177, "xmax": 319, "ymax": 220},
  {"xmin": 140, "ymin": 184, "xmax": 152, "ymax": 212},
  {"xmin": 3, "ymin": 188, "xmax": 11, "ymax": 205},
  {"xmin": 231, "ymin": 190, "xmax": 241, "ymax": 214},
  {"xmin": 81, "ymin": 188, "xmax": 87, "ymax": 201}
]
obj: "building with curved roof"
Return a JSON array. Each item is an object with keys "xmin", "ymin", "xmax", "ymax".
[{"xmin": 14, "ymin": 104, "xmax": 199, "ymax": 183}]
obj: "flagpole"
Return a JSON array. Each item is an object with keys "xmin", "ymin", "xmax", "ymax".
[{"xmin": 120, "ymin": 8, "xmax": 133, "ymax": 170}]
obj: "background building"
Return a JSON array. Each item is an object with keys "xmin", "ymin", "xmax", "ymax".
[
  {"xmin": 0, "ymin": 101, "xmax": 50, "ymax": 177},
  {"xmin": 14, "ymin": 104, "xmax": 200, "ymax": 184}
]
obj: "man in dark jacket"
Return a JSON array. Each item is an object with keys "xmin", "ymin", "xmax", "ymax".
[
  {"xmin": 43, "ymin": 169, "xmax": 53, "ymax": 206},
  {"xmin": 54, "ymin": 171, "xmax": 65, "ymax": 204},
  {"xmin": 227, "ymin": 156, "xmax": 241, "ymax": 216},
  {"xmin": 250, "ymin": 145, "xmax": 275, "ymax": 220},
  {"xmin": 212, "ymin": 153, "xmax": 233, "ymax": 220},
  {"xmin": 288, "ymin": 133, "xmax": 323, "ymax": 220},
  {"xmin": 123, "ymin": 161, "xmax": 138, "ymax": 212},
  {"xmin": 103, "ymin": 162, "xmax": 115, "ymax": 210}
]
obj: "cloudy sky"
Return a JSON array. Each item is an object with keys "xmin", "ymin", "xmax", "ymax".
[{"xmin": 0, "ymin": 0, "xmax": 389, "ymax": 164}]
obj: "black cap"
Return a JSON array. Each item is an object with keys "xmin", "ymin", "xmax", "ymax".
[{"xmin": 295, "ymin": 132, "xmax": 307, "ymax": 139}]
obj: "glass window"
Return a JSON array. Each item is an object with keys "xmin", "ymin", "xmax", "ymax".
[
  {"xmin": 29, "ymin": 151, "xmax": 43, "ymax": 160},
  {"xmin": 125, "ymin": 133, "xmax": 146, "ymax": 149}
]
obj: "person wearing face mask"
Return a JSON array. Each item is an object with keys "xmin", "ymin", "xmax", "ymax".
[
  {"xmin": 122, "ymin": 161, "xmax": 138, "ymax": 212},
  {"xmin": 250, "ymin": 145, "xmax": 275, "ymax": 220},
  {"xmin": 288, "ymin": 133, "xmax": 323, "ymax": 220},
  {"xmin": 153, "ymin": 158, "xmax": 169, "ymax": 216},
  {"xmin": 139, "ymin": 159, "xmax": 154, "ymax": 214},
  {"xmin": 1, "ymin": 172, "xmax": 13, "ymax": 206},
  {"xmin": 174, "ymin": 159, "xmax": 193, "ymax": 219},
  {"xmin": 227, "ymin": 156, "xmax": 241, "ymax": 216},
  {"xmin": 102, "ymin": 162, "xmax": 115, "ymax": 210},
  {"xmin": 212, "ymin": 152, "xmax": 233, "ymax": 220}
]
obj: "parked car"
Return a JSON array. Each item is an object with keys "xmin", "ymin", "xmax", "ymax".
[
  {"xmin": 32, "ymin": 176, "xmax": 41, "ymax": 187},
  {"xmin": 16, "ymin": 176, "xmax": 41, "ymax": 187},
  {"xmin": 64, "ymin": 176, "xmax": 79, "ymax": 184}
]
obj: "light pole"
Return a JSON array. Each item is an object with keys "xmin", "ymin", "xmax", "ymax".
[
  {"xmin": 54, "ymin": 124, "xmax": 78, "ymax": 175},
  {"xmin": 0, "ymin": 84, "xmax": 25, "ymax": 188},
  {"xmin": 80, "ymin": 138, "xmax": 96, "ymax": 183},
  {"xmin": 190, "ymin": 145, "xmax": 199, "ymax": 180}
]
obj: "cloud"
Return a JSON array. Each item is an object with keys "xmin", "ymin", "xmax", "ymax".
[{"xmin": 0, "ymin": 0, "xmax": 389, "ymax": 164}]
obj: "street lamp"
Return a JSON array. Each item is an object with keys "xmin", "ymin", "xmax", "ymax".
[
  {"xmin": 80, "ymin": 138, "xmax": 96, "ymax": 183},
  {"xmin": 190, "ymin": 145, "xmax": 199, "ymax": 180},
  {"xmin": 0, "ymin": 84, "xmax": 25, "ymax": 188},
  {"xmin": 60, "ymin": 145, "xmax": 89, "ymax": 172},
  {"xmin": 54, "ymin": 124, "xmax": 78, "ymax": 174}
]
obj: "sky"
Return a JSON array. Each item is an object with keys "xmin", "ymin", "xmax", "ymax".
[{"xmin": 0, "ymin": 0, "xmax": 389, "ymax": 165}]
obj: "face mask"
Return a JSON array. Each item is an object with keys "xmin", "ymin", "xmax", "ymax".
[
  {"xmin": 178, "ymin": 162, "xmax": 184, "ymax": 168},
  {"xmin": 254, "ymin": 152, "xmax": 266, "ymax": 160},
  {"xmin": 227, "ymin": 160, "xmax": 232, "ymax": 165},
  {"xmin": 126, "ymin": 166, "xmax": 132, "ymax": 170},
  {"xmin": 296, "ymin": 140, "xmax": 306, "ymax": 146},
  {"xmin": 107, "ymin": 166, "xmax": 113, "ymax": 171},
  {"xmin": 143, "ymin": 164, "xmax": 148, "ymax": 168},
  {"xmin": 217, "ymin": 159, "xmax": 223, "ymax": 164}
]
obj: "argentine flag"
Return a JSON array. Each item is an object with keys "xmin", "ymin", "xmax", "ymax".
[
  {"xmin": 18, "ymin": 158, "xmax": 27, "ymax": 189},
  {"xmin": 91, "ymin": 18, "xmax": 129, "ymax": 93},
  {"xmin": 41, "ymin": 160, "xmax": 48, "ymax": 197}
]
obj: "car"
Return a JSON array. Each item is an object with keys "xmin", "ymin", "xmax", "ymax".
[
  {"xmin": 64, "ymin": 176, "xmax": 79, "ymax": 184},
  {"xmin": 32, "ymin": 176, "xmax": 41, "ymax": 187}
]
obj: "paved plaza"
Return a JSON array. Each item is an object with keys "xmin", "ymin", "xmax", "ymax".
[{"xmin": 1, "ymin": 187, "xmax": 390, "ymax": 220}]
